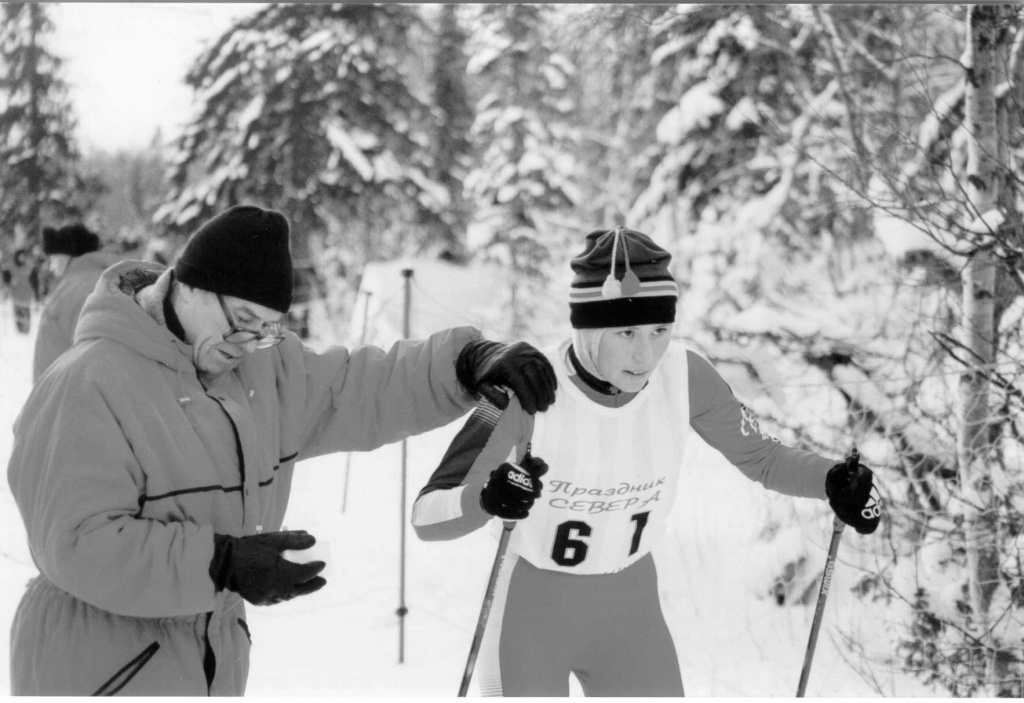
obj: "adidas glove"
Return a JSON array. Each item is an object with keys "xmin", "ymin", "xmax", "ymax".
[
  {"xmin": 480, "ymin": 454, "xmax": 549, "ymax": 520},
  {"xmin": 826, "ymin": 450, "xmax": 882, "ymax": 535},
  {"xmin": 455, "ymin": 339, "xmax": 557, "ymax": 414},
  {"xmin": 209, "ymin": 530, "xmax": 327, "ymax": 606}
]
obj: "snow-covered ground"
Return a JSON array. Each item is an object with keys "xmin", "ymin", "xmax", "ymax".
[{"xmin": 0, "ymin": 285, "xmax": 938, "ymax": 697}]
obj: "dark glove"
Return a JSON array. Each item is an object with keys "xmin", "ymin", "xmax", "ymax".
[
  {"xmin": 480, "ymin": 454, "xmax": 549, "ymax": 520},
  {"xmin": 826, "ymin": 449, "xmax": 882, "ymax": 535},
  {"xmin": 209, "ymin": 530, "xmax": 327, "ymax": 606},
  {"xmin": 456, "ymin": 339, "xmax": 557, "ymax": 414}
]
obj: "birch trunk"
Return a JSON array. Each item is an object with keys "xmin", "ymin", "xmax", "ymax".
[{"xmin": 958, "ymin": 4, "xmax": 1003, "ymax": 694}]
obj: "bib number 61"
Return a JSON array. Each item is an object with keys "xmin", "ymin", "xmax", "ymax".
[{"xmin": 550, "ymin": 512, "xmax": 650, "ymax": 567}]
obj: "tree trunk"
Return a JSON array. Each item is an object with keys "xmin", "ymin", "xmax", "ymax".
[
  {"xmin": 957, "ymin": 4, "xmax": 1004, "ymax": 694},
  {"xmin": 26, "ymin": 4, "xmax": 43, "ymax": 244}
]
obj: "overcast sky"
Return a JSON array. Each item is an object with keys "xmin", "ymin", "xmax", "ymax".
[{"xmin": 51, "ymin": 3, "xmax": 265, "ymax": 154}]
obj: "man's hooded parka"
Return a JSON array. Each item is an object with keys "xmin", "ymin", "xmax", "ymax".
[{"xmin": 8, "ymin": 261, "xmax": 479, "ymax": 695}]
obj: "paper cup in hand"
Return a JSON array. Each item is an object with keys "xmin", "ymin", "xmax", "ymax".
[{"xmin": 283, "ymin": 540, "xmax": 331, "ymax": 580}]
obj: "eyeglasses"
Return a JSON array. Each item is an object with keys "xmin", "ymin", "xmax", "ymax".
[{"xmin": 215, "ymin": 294, "xmax": 285, "ymax": 349}]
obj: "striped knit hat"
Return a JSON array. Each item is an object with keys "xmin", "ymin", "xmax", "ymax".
[{"xmin": 569, "ymin": 227, "xmax": 678, "ymax": 329}]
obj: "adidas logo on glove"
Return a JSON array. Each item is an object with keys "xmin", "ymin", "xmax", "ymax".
[
  {"xmin": 861, "ymin": 486, "xmax": 882, "ymax": 520},
  {"xmin": 506, "ymin": 464, "xmax": 534, "ymax": 492}
]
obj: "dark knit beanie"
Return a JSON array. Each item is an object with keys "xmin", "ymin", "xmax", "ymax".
[
  {"xmin": 569, "ymin": 227, "xmax": 678, "ymax": 329},
  {"xmin": 174, "ymin": 205, "xmax": 293, "ymax": 313},
  {"xmin": 41, "ymin": 227, "xmax": 58, "ymax": 252},
  {"xmin": 43, "ymin": 223, "xmax": 101, "ymax": 257}
]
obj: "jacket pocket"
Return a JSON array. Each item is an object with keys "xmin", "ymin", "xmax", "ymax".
[{"xmin": 92, "ymin": 642, "xmax": 161, "ymax": 696}]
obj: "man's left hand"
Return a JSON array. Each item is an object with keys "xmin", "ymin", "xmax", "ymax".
[{"xmin": 456, "ymin": 339, "xmax": 557, "ymax": 414}]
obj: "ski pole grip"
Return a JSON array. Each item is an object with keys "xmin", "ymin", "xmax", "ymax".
[{"xmin": 476, "ymin": 382, "xmax": 513, "ymax": 407}]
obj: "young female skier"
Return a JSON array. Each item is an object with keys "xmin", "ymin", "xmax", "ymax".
[{"xmin": 411, "ymin": 226, "xmax": 881, "ymax": 697}]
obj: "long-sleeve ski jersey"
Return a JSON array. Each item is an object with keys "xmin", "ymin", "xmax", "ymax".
[
  {"xmin": 411, "ymin": 339, "xmax": 832, "ymax": 575},
  {"xmin": 8, "ymin": 261, "xmax": 480, "ymax": 695}
]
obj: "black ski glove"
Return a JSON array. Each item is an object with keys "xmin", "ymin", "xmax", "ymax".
[
  {"xmin": 480, "ymin": 454, "xmax": 549, "ymax": 520},
  {"xmin": 825, "ymin": 450, "xmax": 882, "ymax": 535},
  {"xmin": 209, "ymin": 530, "xmax": 327, "ymax": 606},
  {"xmin": 456, "ymin": 339, "xmax": 557, "ymax": 414}
]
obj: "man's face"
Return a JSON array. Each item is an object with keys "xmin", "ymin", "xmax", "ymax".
[
  {"xmin": 596, "ymin": 322, "xmax": 673, "ymax": 393},
  {"xmin": 187, "ymin": 292, "xmax": 284, "ymax": 378},
  {"xmin": 48, "ymin": 254, "xmax": 71, "ymax": 278}
]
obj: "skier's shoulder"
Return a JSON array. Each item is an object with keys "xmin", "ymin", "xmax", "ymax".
[
  {"xmin": 653, "ymin": 339, "xmax": 698, "ymax": 381},
  {"xmin": 667, "ymin": 343, "xmax": 731, "ymax": 405},
  {"xmin": 673, "ymin": 344, "xmax": 720, "ymax": 379}
]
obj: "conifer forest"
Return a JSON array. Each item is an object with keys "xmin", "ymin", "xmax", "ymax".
[{"xmin": 1, "ymin": 3, "xmax": 1024, "ymax": 695}]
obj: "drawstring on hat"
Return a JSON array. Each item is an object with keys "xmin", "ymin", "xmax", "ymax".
[{"xmin": 600, "ymin": 227, "xmax": 642, "ymax": 299}]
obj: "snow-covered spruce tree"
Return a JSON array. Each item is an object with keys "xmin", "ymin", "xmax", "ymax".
[
  {"xmin": 617, "ymin": 3, "xmax": 903, "ymax": 463},
  {"xmin": 616, "ymin": 6, "xmax": 905, "ymax": 443},
  {"xmin": 0, "ymin": 2, "xmax": 89, "ymax": 249},
  {"xmin": 558, "ymin": 4, "xmax": 677, "ymax": 227},
  {"xmin": 424, "ymin": 3, "xmax": 474, "ymax": 263},
  {"xmin": 82, "ymin": 136, "xmax": 167, "ymax": 249},
  {"xmin": 461, "ymin": 3, "xmax": 581, "ymax": 340},
  {"xmin": 155, "ymin": 3, "xmax": 450, "ymax": 335}
]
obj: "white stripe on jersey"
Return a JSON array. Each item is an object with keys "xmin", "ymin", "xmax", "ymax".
[
  {"xmin": 410, "ymin": 485, "xmax": 467, "ymax": 526},
  {"xmin": 497, "ymin": 340, "xmax": 691, "ymax": 575},
  {"xmin": 476, "ymin": 401, "xmax": 503, "ymax": 428}
]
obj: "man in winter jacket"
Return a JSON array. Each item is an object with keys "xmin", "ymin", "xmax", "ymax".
[
  {"xmin": 33, "ymin": 223, "xmax": 126, "ymax": 381},
  {"xmin": 7, "ymin": 204, "xmax": 557, "ymax": 696}
]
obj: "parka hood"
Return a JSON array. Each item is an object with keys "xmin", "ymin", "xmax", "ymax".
[
  {"xmin": 66, "ymin": 250, "xmax": 127, "ymax": 277},
  {"xmin": 74, "ymin": 260, "xmax": 190, "ymax": 371}
]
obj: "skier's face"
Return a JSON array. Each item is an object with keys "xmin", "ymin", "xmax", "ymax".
[
  {"xmin": 189, "ymin": 293, "xmax": 283, "ymax": 378},
  {"xmin": 596, "ymin": 323, "xmax": 672, "ymax": 393}
]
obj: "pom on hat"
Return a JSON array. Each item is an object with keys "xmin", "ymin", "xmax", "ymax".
[
  {"xmin": 43, "ymin": 223, "xmax": 101, "ymax": 257},
  {"xmin": 568, "ymin": 226, "xmax": 678, "ymax": 329},
  {"xmin": 174, "ymin": 205, "xmax": 293, "ymax": 313},
  {"xmin": 601, "ymin": 275, "xmax": 621, "ymax": 299}
]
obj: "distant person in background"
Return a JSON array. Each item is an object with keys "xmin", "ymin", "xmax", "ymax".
[
  {"xmin": 33, "ymin": 223, "xmax": 124, "ymax": 381},
  {"xmin": 28, "ymin": 241, "xmax": 47, "ymax": 300},
  {"xmin": 411, "ymin": 226, "xmax": 882, "ymax": 696},
  {"xmin": 5, "ymin": 247, "xmax": 37, "ymax": 334},
  {"xmin": 7, "ymin": 204, "xmax": 557, "ymax": 696},
  {"xmin": 0, "ymin": 248, "xmax": 9, "ymax": 296}
]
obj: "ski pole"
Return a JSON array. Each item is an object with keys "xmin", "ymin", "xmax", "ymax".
[
  {"xmin": 455, "ymin": 385, "xmax": 531, "ymax": 696},
  {"xmin": 340, "ymin": 290, "xmax": 372, "ymax": 514},
  {"xmin": 796, "ymin": 513, "xmax": 845, "ymax": 697},
  {"xmin": 458, "ymin": 520, "xmax": 516, "ymax": 697}
]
